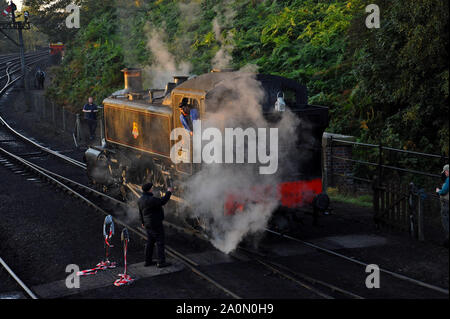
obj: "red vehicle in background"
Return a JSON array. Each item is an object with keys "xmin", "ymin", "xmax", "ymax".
[{"xmin": 49, "ymin": 42, "xmax": 64, "ymax": 56}]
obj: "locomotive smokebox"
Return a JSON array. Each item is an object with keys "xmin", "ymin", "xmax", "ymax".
[
  {"xmin": 173, "ymin": 75, "xmax": 189, "ymax": 85},
  {"xmin": 121, "ymin": 68, "xmax": 143, "ymax": 93}
]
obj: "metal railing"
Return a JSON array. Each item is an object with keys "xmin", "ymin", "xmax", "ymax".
[
  {"xmin": 327, "ymin": 135, "xmax": 448, "ymax": 242},
  {"xmin": 328, "ymin": 136, "xmax": 448, "ymax": 188}
]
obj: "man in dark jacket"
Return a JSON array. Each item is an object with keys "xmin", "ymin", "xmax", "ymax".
[
  {"xmin": 82, "ymin": 97, "xmax": 98, "ymax": 141},
  {"xmin": 138, "ymin": 183, "xmax": 172, "ymax": 267}
]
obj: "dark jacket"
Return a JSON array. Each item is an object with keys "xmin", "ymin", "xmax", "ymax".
[
  {"xmin": 82, "ymin": 103, "xmax": 98, "ymax": 120},
  {"xmin": 138, "ymin": 191, "xmax": 172, "ymax": 229}
]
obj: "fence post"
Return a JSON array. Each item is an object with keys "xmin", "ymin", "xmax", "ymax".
[
  {"xmin": 408, "ymin": 183, "xmax": 416, "ymax": 238},
  {"xmin": 75, "ymin": 113, "xmax": 81, "ymax": 141},
  {"xmin": 386, "ymin": 183, "xmax": 391, "ymax": 228},
  {"xmin": 417, "ymin": 194, "xmax": 424, "ymax": 241},
  {"xmin": 99, "ymin": 106, "xmax": 104, "ymax": 142},
  {"xmin": 37, "ymin": 94, "xmax": 42, "ymax": 121},
  {"xmin": 372, "ymin": 176, "xmax": 380, "ymax": 226},
  {"xmin": 62, "ymin": 106, "xmax": 66, "ymax": 132},
  {"xmin": 42, "ymin": 97, "xmax": 46, "ymax": 120},
  {"xmin": 52, "ymin": 101, "xmax": 55, "ymax": 125},
  {"xmin": 378, "ymin": 142, "xmax": 383, "ymax": 182},
  {"xmin": 330, "ymin": 135, "xmax": 334, "ymax": 187}
]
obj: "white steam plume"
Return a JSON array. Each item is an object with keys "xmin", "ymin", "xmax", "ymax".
[
  {"xmin": 211, "ymin": 0, "xmax": 236, "ymax": 70},
  {"xmin": 143, "ymin": 23, "xmax": 192, "ymax": 89},
  {"xmin": 181, "ymin": 72, "xmax": 301, "ymax": 254}
]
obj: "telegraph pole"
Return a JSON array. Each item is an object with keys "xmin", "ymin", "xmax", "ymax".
[{"xmin": 17, "ymin": 27, "xmax": 26, "ymax": 88}]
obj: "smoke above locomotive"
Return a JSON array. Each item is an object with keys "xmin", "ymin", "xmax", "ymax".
[{"xmin": 84, "ymin": 68, "xmax": 329, "ymax": 253}]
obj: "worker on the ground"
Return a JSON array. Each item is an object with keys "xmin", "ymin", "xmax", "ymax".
[
  {"xmin": 138, "ymin": 183, "xmax": 173, "ymax": 268},
  {"xmin": 179, "ymin": 98, "xmax": 199, "ymax": 136},
  {"xmin": 35, "ymin": 68, "xmax": 45, "ymax": 89},
  {"xmin": 82, "ymin": 97, "xmax": 98, "ymax": 141}
]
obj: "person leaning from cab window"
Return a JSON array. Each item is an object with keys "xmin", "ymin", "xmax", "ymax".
[
  {"xmin": 436, "ymin": 164, "xmax": 449, "ymax": 248},
  {"xmin": 82, "ymin": 97, "xmax": 98, "ymax": 141},
  {"xmin": 179, "ymin": 98, "xmax": 199, "ymax": 136}
]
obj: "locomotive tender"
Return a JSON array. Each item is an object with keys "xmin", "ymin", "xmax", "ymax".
[{"xmin": 84, "ymin": 68, "xmax": 329, "ymax": 228}]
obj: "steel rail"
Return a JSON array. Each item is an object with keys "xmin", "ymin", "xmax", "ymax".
[
  {"xmin": 107, "ymin": 180, "xmax": 365, "ymax": 299},
  {"xmin": 79, "ymin": 180, "xmax": 366, "ymax": 299},
  {"xmin": 235, "ymin": 247, "xmax": 364, "ymax": 299},
  {"xmin": 0, "ymin": 56, "xmax": 87, "ymax": 170},
  {"xmin": 0, "ymin": 52, "xmax": 49, "ymax": 95},
  {"xmin": 0, "ymin": 52, "xmax": 48, "ymax": 81},
  {"xmin": 0, "ymin": 146, "xmax": 241, "ymax": 299},
  {"xmin": 0, "ymin": 257, "xmax": 38, "ymax": 299},
  {"xmin": 264, "ymin": 228, "xmax": 449, "ymax": 295},
  {"xmin": 5, "ymin": 131, "xmax": 438, "ymax": 299}
]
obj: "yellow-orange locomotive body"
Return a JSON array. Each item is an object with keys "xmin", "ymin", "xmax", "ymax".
[{"xmin": 85, "ymin": 69, "xmax": 329, "ymax": 230}]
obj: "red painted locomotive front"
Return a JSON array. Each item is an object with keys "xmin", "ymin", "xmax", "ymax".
[{"xmin": 224, "ymin": 178, "xmax": 323, "ymax": 215}]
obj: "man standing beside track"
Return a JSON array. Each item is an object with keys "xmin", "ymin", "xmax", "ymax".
[
  {"xmin": 82, "ymin": 97, "xmax": 98, "ymax": 141},
  {"xmin": 35, "ymin": 68, "xmax": 45, "ymax": 89},
  {"xmin": 139, "ymin": 183, "xmax": 173, "ymax": 268}
]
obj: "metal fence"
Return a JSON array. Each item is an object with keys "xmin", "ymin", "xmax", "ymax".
[
  {"xmin": 26, "ymin": 93, "xmax": 103, "ymax": 147},
  {"xmin": 327, "ymin": 135, "xmax": 449, "ymax": 243}
]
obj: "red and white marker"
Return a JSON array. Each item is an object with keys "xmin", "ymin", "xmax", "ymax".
[
  {"xmin": 114, "ymin": 228, "xmax": 134, "ymax": 286},
  {"xmin": 77, "ymin": 215, "xmax": 117, "ymax": 276}
]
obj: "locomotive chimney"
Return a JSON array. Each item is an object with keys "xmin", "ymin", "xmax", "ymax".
[{"xmin": 121, "ymin": 68, "xmax": 143, "ymax": 93}]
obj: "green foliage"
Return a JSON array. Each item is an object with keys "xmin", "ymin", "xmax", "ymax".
[
  {"xmin": 46, "ymin": 8, "xmax": 124, "ymax": 110},
  {"xmin": 350, "ymin": 0, "xmax": 449, "ymax": 156},
  {"xmin": 40, "ymin": 0, "xmax": 448, "ymax": 158}
]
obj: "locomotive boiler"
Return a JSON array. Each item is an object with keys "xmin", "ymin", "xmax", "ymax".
[{"xmin": 84, "ymin": 68, "xmax": 330, "ymax": 231}]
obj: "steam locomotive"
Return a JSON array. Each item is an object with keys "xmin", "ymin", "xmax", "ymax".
[{"xmin": 84, "ymin": 68, "xmax": 330, "ymax": 231}]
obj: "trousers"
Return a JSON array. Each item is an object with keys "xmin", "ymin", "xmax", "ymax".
[
  {"xmin": 87, "ymin": 119, "xmax": 97, "ymax": 139},
  {"xmin": 145, "ymin": 226, "xmax": 165, "ymax": 263}
]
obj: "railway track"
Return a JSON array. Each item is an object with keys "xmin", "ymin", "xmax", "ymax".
[
  {"xmin": 263, "ymin": 228, "xmax": 449, "ymax": 297},
  {"xmin": 0, "ymin": 51, "xmax": 48, "ymax": 90},
  {"xmin": 0, "ymin": 71, "xmax": 241, "ymax": 299},
  {"xmin": 1, "ymin": 117, "xmax": 448, "ymax": 298},
  {"xmin": 2, "ymin": 54, "xmax": 342, "ymax": 299},
  {"xmin": 0, "ymin": 125, "xmax": 358, "ymax": 299},
  {"xmin": 0, "ymin": 50, "xmax": 49, "ymax": 299},
  {"xmin": 0, "ymin": 52, "xmax": 448, "ymax": 299},
  {"xmin": 0, "ymin": 257, "xmax": 38, "ymax": 299},
  {"xmin": 0, "ymin": 145, "xmax": 242, "ymax": 299}
]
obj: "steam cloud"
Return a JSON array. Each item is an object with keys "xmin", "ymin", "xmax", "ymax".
[
  {"xmin": 143, "ymin": 23, "xmax": 192, "ymax": 89},
  {"xmin": 211, "ymin": 0, "xmax": 236, "ymax": 70},
  {"xmin": 111, "ymin": 2, "xmax": 308, "ymax": 254},
  {"xmin": 180, "ymin": 72, "xmax": 301, "ymax": 254}
]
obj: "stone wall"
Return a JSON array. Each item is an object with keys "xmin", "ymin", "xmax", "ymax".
[{"xmin": 322, "ymin": 132, "xmax": 356, "ymax": 192}]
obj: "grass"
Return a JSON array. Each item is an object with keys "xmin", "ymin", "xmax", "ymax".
[{"xmin": 327, "ymin": 187, "xmax": 373, "ymax": 208}]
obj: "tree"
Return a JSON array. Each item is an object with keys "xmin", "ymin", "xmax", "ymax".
[{"xmin": 351, "ymin": 0, "xmax": 449, "ymax": 155}]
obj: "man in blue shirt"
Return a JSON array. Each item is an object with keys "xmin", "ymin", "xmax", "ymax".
[
  {"xmin": 179, "ymin": 98, "xmax": 199, "ymax": 136},
  {"xmin": 436, "ymin": 164, "xmax": 449, "ymax": 248},
  {"xmin": 82, "ymin": 97, "xmax": 98, "ymax": 141}
]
